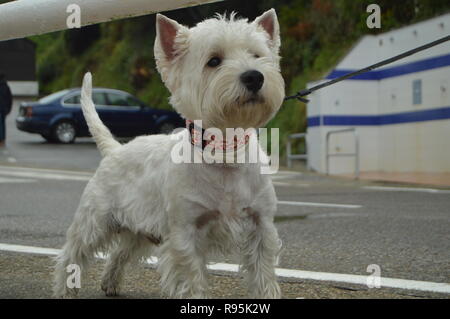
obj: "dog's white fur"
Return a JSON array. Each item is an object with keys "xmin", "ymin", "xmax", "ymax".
[{"xmin": 53, "ymin": 9, "xmax": 285, "ymax": 298}]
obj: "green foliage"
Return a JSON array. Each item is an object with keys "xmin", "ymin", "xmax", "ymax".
[
  {"xmin": 64, "ymin": 24, "xmax": 101, "ymax": 56},
  {"xmin": 28, "ymin": 0, "xmax": 450, "ymax": 158}
]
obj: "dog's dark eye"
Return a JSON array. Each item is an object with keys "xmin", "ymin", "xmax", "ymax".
[
  {"xmin": 254, "ymin": 54, "xmax": 260, "ymax": 59},
  {"xmin": 207, "ymin": 57, "xmax": 222, "ymax": 67}
]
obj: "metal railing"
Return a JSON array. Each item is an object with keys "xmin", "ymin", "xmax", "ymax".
[
  {"xmin": 0, "ymin": 0, "xmax": 222, "ymax": 41},
  {"xmin": 286, "ymin": 133, "xmax": 308, "ymax": 168},
  {"xmin": 326, "ymin": 128, "xmax": 359, "ymax": 179}
]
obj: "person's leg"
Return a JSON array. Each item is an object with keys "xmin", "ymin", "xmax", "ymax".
[{"xmin": 0, "ymin": 112, "xmax": 5, "ymax": 147}]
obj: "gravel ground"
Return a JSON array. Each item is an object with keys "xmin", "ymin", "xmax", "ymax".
[{"xmin": 1, "ymin": 252, "xmax": 444, "ymax": 299}]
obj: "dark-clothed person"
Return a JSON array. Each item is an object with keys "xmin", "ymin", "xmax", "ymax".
[{"xmin": 0, "ymin": 73, "xmax": 13, "ymax": 147}]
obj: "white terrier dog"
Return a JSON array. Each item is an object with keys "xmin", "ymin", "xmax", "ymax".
[{"xmin": 53, "ymin": 9, "xmax": 285, "ymax": 298}]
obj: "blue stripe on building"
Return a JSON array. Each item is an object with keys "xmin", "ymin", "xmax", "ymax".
[
  {"xmin": 307, "ymin": 106, "xmax": 450, "ymax": 127},
  {"xmin": 326, "ymin": 53, "xmax": 450, "ymax": 80}
]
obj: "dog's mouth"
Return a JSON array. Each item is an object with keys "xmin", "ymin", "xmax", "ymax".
[{"xmin": 238, "ymin": 95, "xmax": 265, "ymax": 106}]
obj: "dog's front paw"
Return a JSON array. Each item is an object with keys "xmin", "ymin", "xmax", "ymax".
[
  {"xmin": 251, "ymin": 281, "xmax": 281, "ymax": 299},
  {"xmin": 101, "ymin": 280, "xmax": 120, "ymax": 297},
  {"xmin": 265, "ymin": 282, "xmax": 281, "ymax": 299}
]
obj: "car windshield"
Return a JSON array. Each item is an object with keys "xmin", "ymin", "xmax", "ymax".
[{"xmin": 38, "ymin": 89, "xmax": 71, "ymax": 104}]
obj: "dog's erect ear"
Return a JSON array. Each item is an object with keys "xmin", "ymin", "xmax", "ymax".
[
  {"xmin": 154, "ymin": 14, "xmax": 189, "ymax": 86},
  {"xmin": 253, "ymin": 9, "xmax": 280, "ymax": 52},
  {"xmin": 155, "ymin": 14, "xmax": 188, "ymax": 61}
]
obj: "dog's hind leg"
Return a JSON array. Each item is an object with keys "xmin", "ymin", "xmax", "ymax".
[
  {"xmin": 53, "ymin": 207, "xmax": 111, "ymax": 298},
  {"xmin": 100, "ymin": 231, "xmax": 148, "ymax": 296}
]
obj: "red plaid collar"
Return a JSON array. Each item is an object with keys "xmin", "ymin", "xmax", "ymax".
[{"xmin": 186, "ymin": 120, "xmax": 251, "ymax": 152}]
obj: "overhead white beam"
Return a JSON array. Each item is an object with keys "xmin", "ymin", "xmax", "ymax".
[{"xmin": 0, "ymin": 0, "xmax": 222, "ymax": 41}]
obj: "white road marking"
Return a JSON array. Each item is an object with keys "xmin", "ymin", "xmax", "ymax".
[
  {"xmin": 274, "ymin": 170, "xmax": 303, "ymax": 176},
  {"xmin": 363, "ymin": 186, "xmax": 450, "ymax": 194},
  {"xmin": 7, "ymin": 157, "xmax": 17, "ymax": 163},
  {"xmin": 273, "ymin": 268, "xmax": 450, "ymax": 294},
  {"xmin": 278, "ymin": 200, "xmax": 362, "ymax": 209},
  {"xmin": 0, "ymin": 242, "xmax": 448, "ymax": 294},
  {"xmin": 0, "ymin": 165, "xmax": 92, "ymax": 182},
  {"xmin": 0, "ymin": 176, "xmax": 36, "ymax": 183},
  {"xmin": 307, "ymin": 212, "xmax": 366, "ymax": 219},
  {"xmin": 273, "ymin": 182, "xmax": 310, "ymax": 187},
  {"xmin": 271, "ymin": 171, "xmax": 303, "ymax": 181},
  {"xmin": 0, "ymin": 165, "xmax": 93, "ymax": 176},
  {"xmin": 0, "ymin": 166, "xmax": 311, "ymax": 186},
  {"xmin": 0, "ymin": 243, "xmax": 60, "ymax": 256}
]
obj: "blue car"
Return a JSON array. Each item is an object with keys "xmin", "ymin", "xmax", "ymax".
[{"xmin": 16, "ymin": 88, "xmax": 184, "ymax": 143}]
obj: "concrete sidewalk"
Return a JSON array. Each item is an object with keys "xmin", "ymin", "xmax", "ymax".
[
  {"xmin": 338, "ymin": 171, "xmax": 450, "ymax": 187},
  {"xmin": 283, "ymin": 162, "xmax": 450, "ymax": 188}
]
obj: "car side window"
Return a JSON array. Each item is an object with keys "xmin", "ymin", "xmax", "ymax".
[
  {"xmin": 92, "ymin": 92, "xmax": 107, "ymax": 106},
  {"xmin": 126, "ymin": 96, "xmax": 142, "ymax": 107},
  {"xmin": 64, "ymin": 95, "xmax": 80, "ymax": 105},
  {"xmin": 106, "ymin": 93, "xmax": 130, "ymax": 107}
]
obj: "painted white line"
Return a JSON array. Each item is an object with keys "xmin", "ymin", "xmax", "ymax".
[
  {"xmin": 207, "ymin": 262, "xmax": 240, "ymax": 272},
  {"xmin": 275, "ymin": 170, "xmax": 303, "ymax": 176},
  {"xmin": 0, "ymin": 243, "xmax": 60, "ymax": 256},
  {"xmin": 271, "ymin": 171, "xmax": 303, "ymax": 181},
  {"xmin": 7, "ymin": 157, "xmax": 17, "ymax": 163},
  {"xmin": 363, "ymin": 186, "xmax": 450, "ymax": 194},
  {"xmin": 306, "ymin": 212, "xmax": 365, "ymax": 219},
  {"xmin": 0, "ymin": 176, "xmax": 36, "ymax": 183},
  {"xmin": 278, "ymin": 200, "xmax": 362, "ymax": 209},
  {"xmin": 273, "ymin": 182, "xmax": 309, "ymax": 187},
  {"xmin": 0, "ymin": 170, "xmax": 91, "ymax": 182},
  {"xmin": 274, "ymin": 268, "xmax": 450, "ymax": 294},
  {"xmin": 0, "ymin": 165, "xmax": 93, "ymax": 176},
  {"xmin": 1, "ymin": 243, "xmax": 448, "ymax": 294},
  {"xmin": 0, "ymin": 166, "xmax": 92, "ymax": 182}
]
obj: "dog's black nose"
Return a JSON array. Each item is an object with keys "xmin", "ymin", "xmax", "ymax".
[{"xmin": 240, "ymin": 70, "xmax": 264, "ymax": 93}]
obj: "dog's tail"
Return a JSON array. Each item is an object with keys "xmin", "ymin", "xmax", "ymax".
[{"xmin": 81, "ymin": 72, "xmax": 121, "ymax": 157}]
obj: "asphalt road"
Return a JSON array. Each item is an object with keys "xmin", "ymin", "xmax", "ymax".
[
  {"xmin": 0, "ymin": 99, "xmax": 449, "ymax": 298},
  {"xmin": 1, "ymin": 99, "xmax": 102, "ymax": 171}
]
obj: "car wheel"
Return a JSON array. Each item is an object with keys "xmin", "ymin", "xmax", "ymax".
[
  {"xmin": 52, "ymin": 121, "xmax": 76, "ymax": 144},
  {"xmin": 158, "ymin": 122, "xmax": 176, "ymax": 134}
]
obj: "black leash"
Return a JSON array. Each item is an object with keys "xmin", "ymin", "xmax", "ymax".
[{"xmin": 284, "ymin": 34, "xmax": 450, "ymax": 103}]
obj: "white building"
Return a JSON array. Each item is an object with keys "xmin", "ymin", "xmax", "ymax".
[{"xmin": 307, "ymin": 13, "xmax": 450, "ymax": 176}]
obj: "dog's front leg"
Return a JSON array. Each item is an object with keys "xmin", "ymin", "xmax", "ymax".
[
  {"xmin": 158, "ymin": 217, "xmax": 210, "ymax": 299},
  {"xmin": 240, "ymin": 213, "xmax": 281, "ymax": 299}
]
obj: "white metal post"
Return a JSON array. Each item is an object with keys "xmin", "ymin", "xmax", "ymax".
[
  {"xmin": 286, "ymin": 133, "xmax": 308, "ymax": 169},
  {"xmin": 0, "ymin": 0, "xmax": 222, "ymax": 41}
]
